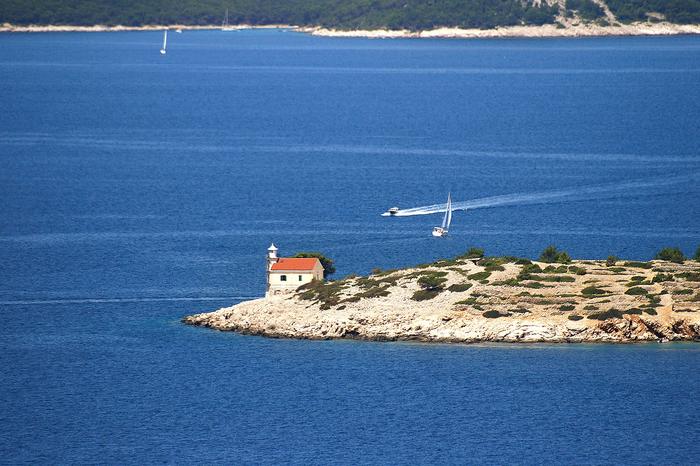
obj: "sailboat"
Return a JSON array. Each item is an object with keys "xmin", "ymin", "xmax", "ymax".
[
  {"xmin": 160, "ymin": 29, "xmax": 167, "ymax": 55},
  {"xmin": 432, "ymin": 193, "xmax": 452, "ymax": 237},
  {"xmin": 221, "ymin": 8, "xmax": 235, "ymax": 31}
]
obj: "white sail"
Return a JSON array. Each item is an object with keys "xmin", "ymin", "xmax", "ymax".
[
  {"xmin": 160, "ymin": 30, "xmax": 167, "ymax": 54},
  {"xmin": 445, "ymin": 193, "xmax": 452, "ymax": 229},
  {"xmin": 440, "ymin": 193, "xmax": 452, "ymax": 229}
]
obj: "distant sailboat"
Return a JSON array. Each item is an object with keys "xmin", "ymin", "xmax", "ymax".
[
  {"xmin": 160, "ymin": 29, "xmax": 167, "ymax": 55},
  {"xmin": 432, "ymin": 193, "xmax": 452, "ymax": 237},
  {"xmin": 221, "ymin": 8, "xmax": 235, "ymax": 31}
]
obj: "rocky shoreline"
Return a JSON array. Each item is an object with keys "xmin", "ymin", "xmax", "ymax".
[
  {"xmin": 184, "ymin": 257, "xmax": 700, "ymax": 344},
  {"xmin": 300, "ymin": 22, "xmax": 700, "ymax": 39}
]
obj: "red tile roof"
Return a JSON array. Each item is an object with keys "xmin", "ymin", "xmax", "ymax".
[{"xmin": 270, "ymin": 258, "xmax": 321, "ymax": 271}]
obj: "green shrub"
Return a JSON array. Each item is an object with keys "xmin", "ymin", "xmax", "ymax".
[
  {"xmin": 655, "ymin": 247, "xmax": 686, "ymax": 263},
  {"xmin": 623, "ymin": 261, "xmax": 652, "ymax": 269},
  {"xmin": 582, "ymin": 286, "xmax": 608, "ymax": 296},
  {"xmin": 588, "ymin": 309, "xmax": 624, "ymax": 320},
  {"xmin": 568, "ymin": 314, "xmax": 584, "ymax": 321},
  {"xmin": 606, "ymin": 256, "xmax": 619, "ymax": 267},
  {"xmin": 482, "ymin": 310, "xmax": 510, "ymax": 318},
  {"xmin": 625, "ymin": 286, "xmax": 649, "ymax": 296},
  {"xmin": 354, "ymin": 287, "xmax": 390, "ymax": 299},
  {"xmin": 485, "ymin": 265, "xmax": 505, "ymax": 272},
  {"xmin": 652, "ymin": 273, "xmax": 674, "ymax": 283},
  {"xmin": 515, "ymin": 258, "xmax": 532, "ymax": 265},
  {"xmin": 677, "ymin": 272, "xmax": 700, "ymax": 282},
  {"xmin": 524, "ymin": 282, "xmax": 550, "ymax": 289},
  {"xmin": 459, "ymin": 247, "xmax": 484, "ymax": 259},
  {"xmin": 539, "ymin": 245, "xmax": 571, "ymax": 263},
  {"xmin": 447, "ymin": 283, "xmax": 472, "ymax": 292},
  {"xmin": 411, "ymin": 289, "xmax": 441, "ymax": 301},
  {"xmin": 607, "ymin": 267, "xmax": 626, "ymax": 273},
  {"xmin": 535, "ymin": 275, "xmax": 576, "ymax": 283},
  {"xmin": 417, "ymin": 273, "xmax": 447, "ymax": 291},
  {"xmin": 694, "ymin": 246, "xmax": 700, "ymax": 261},
  {"xmin": 467, "ymin": 271, "xmax": 491, "ymax": 281},
  {"xmin": 673, "ymin": 288, "xmax": 694, "ymax": 295},
  {"xmin": 568, "ymin": 266, "xmax": 587, "ymax": 275},
  {"xmin": 559, "ymin": 304, "xmax": 575, "ymax": 311},
  {"xmin": 543, "ymin": 265, "xmax": 568, "ymax": 273},
  {"xmin": 455, "ymin": 297, "xmax": 478, "ymax": 305},
  {"xmin": 584, "ymin": 305, "xmax": 598, "ymax": 310}
]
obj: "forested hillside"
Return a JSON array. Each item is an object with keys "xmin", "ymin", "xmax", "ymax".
[{"xmin": 1, "ymin": 0, "xmax": 699, "ymax": 29}]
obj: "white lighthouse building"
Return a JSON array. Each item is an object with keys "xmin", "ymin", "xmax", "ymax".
[{"xmin": 266, "ymin": 244, "xmax": 324, "ymax": 297}]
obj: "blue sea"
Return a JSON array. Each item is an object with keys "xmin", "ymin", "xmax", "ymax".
[{"xmin": 1, "ymin": 29, "xmax": 699, "ymax": 464}]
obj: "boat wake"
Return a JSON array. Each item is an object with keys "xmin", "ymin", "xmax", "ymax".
[{"xmin": 383, "ymin": 173, "xmax": 700, "ymax": 217}]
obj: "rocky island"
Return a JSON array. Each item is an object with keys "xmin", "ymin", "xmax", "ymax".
[{"xmin": 184, "ymin": 249, "xmax": 700, "ymax": 344}]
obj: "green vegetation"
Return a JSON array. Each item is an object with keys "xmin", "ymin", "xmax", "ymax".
[
  {"xmin": 417, "ymin": 272, "xmax": 447, "ymax": 291},
  {"xmin": 539, "ymin": 245, "xmax": 571, "ymax": 264},
  {"xmin": 559, "ymin": 304, "xmax": 575, "ymax": 311},
  {"xmin": 467, "ymin": 271, "xmax": 491, "ymax": 281},
  {"xmin": 483, "ymin": 310, "xmax": 510, "ymax": 318},
  {"xmin": 695, "ymin": 246, "xmax": 700, "ymax": 261},
  {"xmin": 461, "ymin": 247, "xmax": 485, "ymax": 259},
  {"xmin": 412, "ymin": 271, "xmax": 447, "ymax": 301},
  {"xmin": 568, "ymin": 314, "xmax": 584, "ymax": 321},
  {"xmin": 655, "ymin": 247, "xmax": 686, "ymax": 263},
  {"xmin": 582, "ymin": 286, "xmax": 608, "ymax": 296},
  {"xmin": 566, "ymin": 0, "xmax": 605, "ymax": 20},
  {"xmin": 606, "ymin": 256, "xmax": 619, "ymax": 267},
  {"xmin": 606, "ymin": 0, "xmax": 700, "ymax": 24},
  {"xmin": 297, "ymin": 279, "xmax": 344, "ymax": 310},
  {"xmin": 625, "ymin": 286, "xmax": 648, "ymax": 296},
  {"xmin": 447, "ymin": 283, "xmax": 473, "ymax": 293},
  {"xmin": 623, "ymin": 261, "xmax": 653, "ymax": 269},
  {"xmin": 673, "ymin": 288, "xmax": 694, "ymax": 295},
  {"xmin": 652, "ymin": 273, "xmax": 674, "ymax": 283},
  {"xmin": 0, "ymin": 0, "xmax": 561, "ymax": 29},
  {"xmin": 677, "ymin": 272, "xmax": 700, "ymax": 282},
  {"xmin": 587, "ymin": 308, "xmax": 625, "ymax": 320},
  {"xmin": 411, "ymin": 289, "xmax": 441, "ymax": 301},
  {"xmin": 293, "ymin": 252, "xmax": 335, "ymax": 278}
]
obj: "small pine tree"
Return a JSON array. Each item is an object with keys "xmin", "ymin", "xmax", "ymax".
[
  {"xmin": 655, "ymin": 247, "xmax": 685, "ymax": 264},
  {"xmin": 539, "ymin": 245, "xmax": 571, "ymax": 264},
  {"xmin": 606, "ymin": 255, "xmax": 619, "ymax": 267}
]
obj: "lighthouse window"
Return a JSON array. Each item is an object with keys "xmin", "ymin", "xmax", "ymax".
[
  {"xmin": 298, "ymin": 275, "xmax": 303, "ymax": 281},
  {"xmin": 280, "ymin": 275, "xmax": 287, "ymax": 281}
]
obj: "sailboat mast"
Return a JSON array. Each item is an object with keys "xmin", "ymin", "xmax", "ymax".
[{"xmin": 162, "ymin": 30, "xmax": 167, "ymax": 50}]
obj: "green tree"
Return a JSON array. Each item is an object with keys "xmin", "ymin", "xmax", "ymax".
[
  {"xmin": 694, "ymin": 246, "xmax": 700, "ymax": 261},
  {"xmin": 417, "ymin": 273, "xmax": 447, "ymax": 291},
  {"xmin": 606, "ymin": 255, "xmax": 619, "ymax": 267},
  {"xmin": 293, "ymin": 252, "xmax": 336, "ymax": 278},
  {"xmin": 655, "ymin": 247, "xmax": 686, "ymax": 263},
  {"xmin": 539, "ymin": 245, "xmax": 571, "ymax": 264}
]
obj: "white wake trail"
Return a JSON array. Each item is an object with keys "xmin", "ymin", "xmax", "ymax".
[{"xmin": 385, "ymin": 173, "xmax": 699, "ymax": 217}]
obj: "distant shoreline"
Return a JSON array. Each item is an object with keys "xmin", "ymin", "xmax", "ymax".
[
  {"xmin": 0, "ymin": 23, "xmax": 295, "ymax": 33},
  {"xmin": 2, "ymin": 22, "xmax": 700, "ymax": 38}
]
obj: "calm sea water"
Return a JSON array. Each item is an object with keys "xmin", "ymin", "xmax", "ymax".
[{"xmin": 1, "ymin": 29, "xmax": 699, "ymax": 464}]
